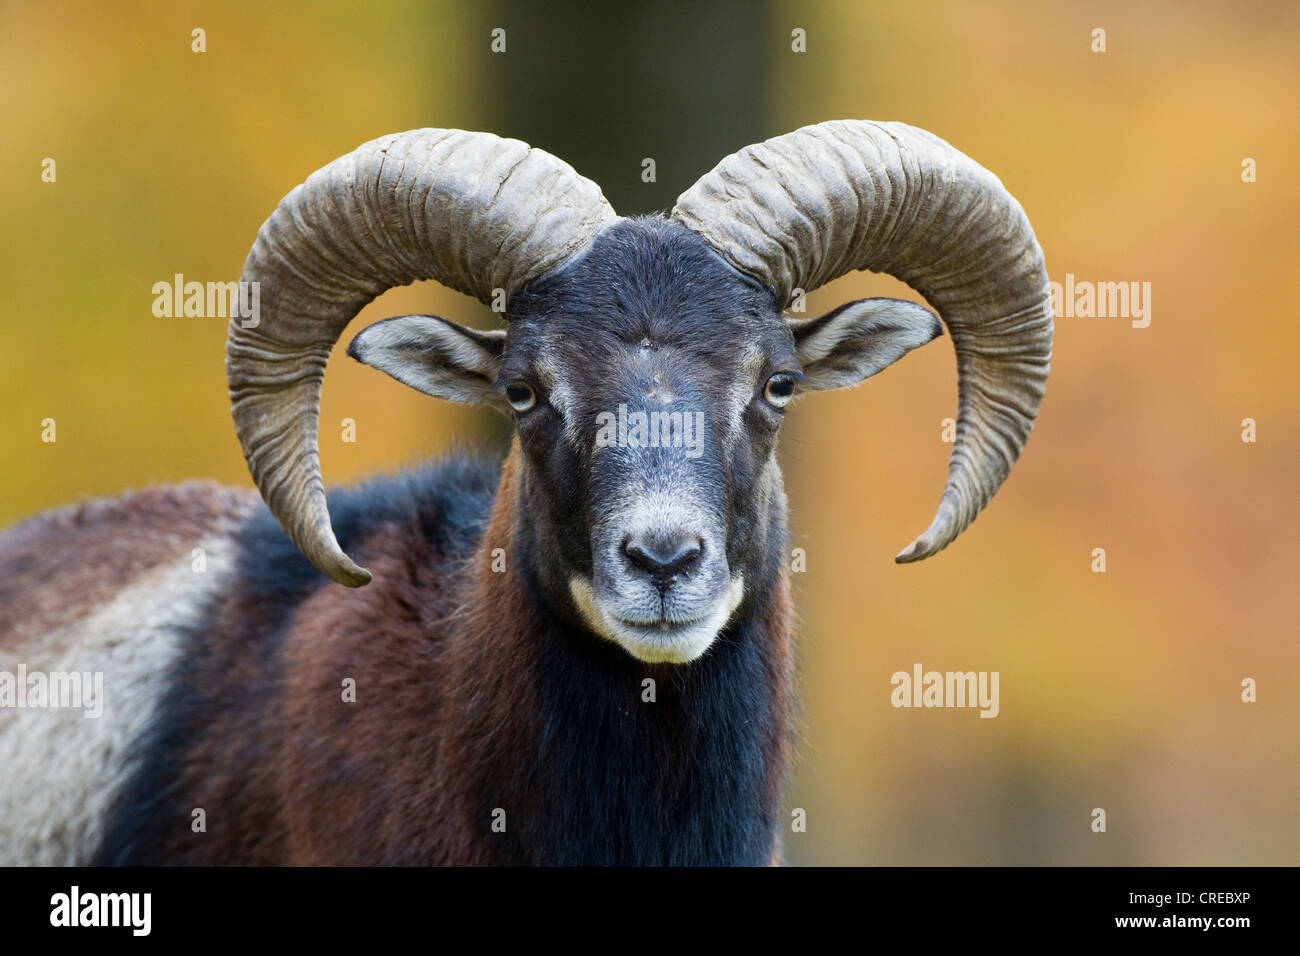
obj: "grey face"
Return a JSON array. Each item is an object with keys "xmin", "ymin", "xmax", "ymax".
[
  {"xmin": 499, "ymin": 220, "xmax": 794, "ymax": 662},
  {"xmin": 349, "ymin": 216, "xmax": 944, "ymax": 663}
]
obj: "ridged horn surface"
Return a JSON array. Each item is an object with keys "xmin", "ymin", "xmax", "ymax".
[
  {"xmin": 672, "ymin": 120, "xmax": 1052, "ymax": 562},
  {"xmin": 227, "ymin": 129, "xmax": 616, "ymax": 585}
]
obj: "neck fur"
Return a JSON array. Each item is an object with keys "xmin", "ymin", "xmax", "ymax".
[{"xmin": 440, "ymin": 446, "xmax": 795, "ymax": 865}]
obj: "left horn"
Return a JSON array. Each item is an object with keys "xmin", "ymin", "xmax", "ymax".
[
  {"xmin": 672, "ymin": 120, "xmax": 1053, "ymax": 563},
  {"xmin": 227, "ymin": 129, "xmax": 615, "ymax": 586}
]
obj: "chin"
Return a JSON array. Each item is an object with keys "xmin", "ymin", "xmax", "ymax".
[{"xmin": 569, "ymin": 574, "xmax": 746, "ymax": 664}]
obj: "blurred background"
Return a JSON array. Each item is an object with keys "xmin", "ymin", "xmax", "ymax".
[{"xmin": 2, "ymin": 0, "xmax": 1296, "ymax": 864}]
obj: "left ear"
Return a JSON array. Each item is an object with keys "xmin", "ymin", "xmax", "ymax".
[
  {"xmin": 789, "ymin": 297, "xmax": 943, "ymax": 391},
  {"xmin": 347, "ymin": 314, "xmax": 507, "ymax": 409}
]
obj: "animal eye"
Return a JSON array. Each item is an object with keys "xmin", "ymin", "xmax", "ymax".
[
  {"xmin": 505, "ymin": 381, "xmax": 537, "ymax": 413},
  {"xmin": 763, "ymin": 373, "xmax": 795, "ymax": 409}
]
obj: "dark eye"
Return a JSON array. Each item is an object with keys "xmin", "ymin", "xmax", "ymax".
[
  {"xmin": 505, "ymin": 381, "xmax": 537, "ymax": 413},
  {"xmin": 763, "ymin": 373, "xmax": 795, "ymax": 409}
]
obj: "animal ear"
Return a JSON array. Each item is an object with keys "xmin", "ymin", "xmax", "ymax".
[
  {"xmin": 788, "ymin": 298, "xmax": 943, "ymax": 392},
  {"xmin": 347, "ymin": 315, "xmax": 506, "ymax": 408}
]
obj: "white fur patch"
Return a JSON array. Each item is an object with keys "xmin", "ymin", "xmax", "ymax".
[
  {"xmin": 0, "ymin": 534, "xmax": 240, "ymax": 865},
  {"xmin": 570, "ymin": 572, "xmax": 745, "ymax": 664}
]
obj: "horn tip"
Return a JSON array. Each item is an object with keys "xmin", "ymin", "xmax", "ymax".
[
  {"xmin": 894, "ymin": 539, "xmax": 931, "ymax": 564},
  {"xmin": 319, "ymin": 554, "xmax": 373, "ymax": 587},
  {"xmin": 896, "ymin": 494, "xmax": 965, "ymax": 564},
  {"xmin": 335, "ymin": 564, "xmax": 373, "ymax": 588},
  {"xmin": 894, "ymin": 525, "xmax": 951, "ymax": 564}
]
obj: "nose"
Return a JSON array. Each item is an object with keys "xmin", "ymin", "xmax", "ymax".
[{"xmin": 623, "ymin": 533, "xmax": 703, "ymax": 589}]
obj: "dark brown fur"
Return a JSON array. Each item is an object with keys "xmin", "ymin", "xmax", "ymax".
[
  {"xmin": 0, "ymin": 483, "xmax": 254, "ymax": 649},
  {"xmin": 86, "ymin": 447, "xmax": 795, "ymax": 864}
]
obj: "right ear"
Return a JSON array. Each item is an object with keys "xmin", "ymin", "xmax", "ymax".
[
  {"xmin": 347, "ymin": 315, "xmax": 507, "ymax": 410},
  {"xmin": 788, "ymin": 297, "xmax": 943, "ymax": 392}
]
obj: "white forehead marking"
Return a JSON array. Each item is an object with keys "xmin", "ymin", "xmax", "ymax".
[
  {"xmin": 534, "ymin": 344, "xmax": 584, "ymax": 447},
  {"xmin": 533, "ymin": 345, "xmax": 563, "ymax": 392},
  {"xmin": 720, "ymin": 342, "xmax": 768, "ymax": 453},
  {"xmin": 647, "ymin": 372, "xmax": 678, "ymax": 405},
  {"xmin": 535, "ymin": 334, "xmax": 770, "ymax": 454}
]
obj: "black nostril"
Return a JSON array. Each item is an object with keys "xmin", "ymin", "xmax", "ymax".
[{"xmin": 623, "ymin": 534, "xmax": 704, "ymax": 586}]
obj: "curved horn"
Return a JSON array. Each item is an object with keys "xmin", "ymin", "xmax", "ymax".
[
  {"xmin": 227, "ymin": 129, "xmax": 616, "ymax": 586},
  {"xmin": 671, "ymin": 120, "xmax": 1052, "ymax": 563}
]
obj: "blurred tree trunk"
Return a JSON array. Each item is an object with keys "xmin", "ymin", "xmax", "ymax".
[{"xmin": 489, "ymin": 0, "xmax": 770, "ymax": 214}]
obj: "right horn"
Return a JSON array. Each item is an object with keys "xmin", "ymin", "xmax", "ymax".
[
  {"xmin": 671, "ymin": 120, "xmax": 1053, "ymax": 564},
  {"xmin": 227, "ymin": 129, "xmax": 616, "ymax": 586}
]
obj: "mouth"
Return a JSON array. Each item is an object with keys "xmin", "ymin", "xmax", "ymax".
[
  {"xmin": 611, "ymin": 614, "xmax": 709, "ymax": 636},
  {"xmin": 600, "ymin": 613, "xmax": 722, "ymax": 664},
  {"xmin": 568, "ymin": 574, "xmax": 747, "ymax": 665}
]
